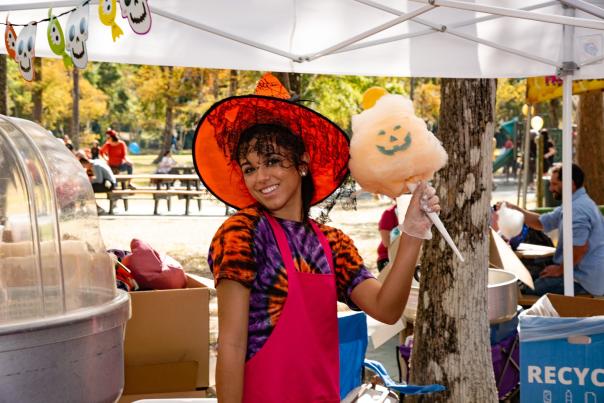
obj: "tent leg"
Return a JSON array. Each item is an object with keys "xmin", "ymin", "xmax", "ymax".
[
  {"xmin": 520, "ymin": 107, "xmax": 532, "ymax": 208},
  {"xmin": 561, "ymin": 76, "xmax": 574, "ymax": 296}
]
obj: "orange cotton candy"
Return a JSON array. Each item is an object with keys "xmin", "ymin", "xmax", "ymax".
[{"xmin": 349, "ymin": 94, "xmax": 447, "ymax": 198}]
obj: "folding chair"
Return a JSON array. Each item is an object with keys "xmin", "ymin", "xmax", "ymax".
[{"xmin": 338, "ymin": 312, "xmax": 445, "ymax": 401}]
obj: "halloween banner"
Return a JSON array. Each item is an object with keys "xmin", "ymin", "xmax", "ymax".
[
  {"xmin": 2, "ymin": 0, "xmax": 152, "ymax": 81},
  {"xmin": 527, "ymin": 76, "xmax": 604, "ymax": 104}
]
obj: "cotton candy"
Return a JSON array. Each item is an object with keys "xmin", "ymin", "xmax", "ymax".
[{"xmin": 349, "ymin": 94, "xmax": 447, "ymax": 198}]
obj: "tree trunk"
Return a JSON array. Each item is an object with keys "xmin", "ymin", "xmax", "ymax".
[
  {"xmin": 548, "ymin": 98, "xmax": 560, "ymax": 128},
  {"xmin": 577, "ymin": 90, "xmax": 604, "ymax": 204},
  {"xmin": 154, "ymin": 66, "xmax": 175, "ymax": 163},
  {"xmin": 32, "ymin": 58, "xmax": 43, "ymax": 124},
  {"xmin": 274, "ymin": 72, "xmax": 302, "ymax": 97},
  {"xmin": 229, "ymin": 69, "xmax": 238, "ymax": 96},
  {"xmin": 408, "ymin": 79, "xmax": 498, "ymax": 403},
  {"xmin": 0, "ymin": 55, "xmax": 7, "ymax": 115},
  {"xmin": 71, "ymin": 67, "xmax": 80, "ymax": 148}
]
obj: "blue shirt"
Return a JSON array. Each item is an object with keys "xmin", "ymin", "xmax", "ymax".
[{"xmin": 539, "ymin": 187, "xmax": 604, "ymax": 295}]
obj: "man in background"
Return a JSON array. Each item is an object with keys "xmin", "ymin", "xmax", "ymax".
[{"xmin": 498, "ymin": 164, "xmax": 604, "ymax": 296}]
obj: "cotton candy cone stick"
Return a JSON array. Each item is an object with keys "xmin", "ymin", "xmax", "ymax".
[{"xmin": 405, "ymin": 184, "xmax": 464, "ymax": 262}]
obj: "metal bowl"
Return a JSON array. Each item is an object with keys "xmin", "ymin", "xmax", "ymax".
[
  {"xmin": 403, "ymin": 268, "xmax": 518, "ymax": 324},
  {"xmin": 488, "ymin": 269, "xmax": 519, "ymax": 324}
]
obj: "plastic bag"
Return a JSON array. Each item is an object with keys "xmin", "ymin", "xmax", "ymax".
[
  {"xmin": 498, "ymin": 202, "xmax": 524, "ymax": 239},
  {"xmin": 518, "ymin": 295, "xmax": 604, "ymax": 342}
]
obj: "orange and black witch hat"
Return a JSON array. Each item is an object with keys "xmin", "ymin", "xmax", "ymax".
[{"xmin": 193, "ymin": 73, "xmax": 350, "ymax": 210}]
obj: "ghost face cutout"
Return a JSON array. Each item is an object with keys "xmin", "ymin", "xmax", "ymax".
[
  {"xmin": 15, "ymin": 23, "xmax": 37, "ymax": 81},
  {"xmin": 66, "ymin": 4, "xmax": 89, "ymax": 69},
  {"xmin": 4, "ymin": 18, "xmax": 17, "ymax": 60},
  {"xmin": 119, "ymin": 0, "xmax": 152, "ymax": 34}
]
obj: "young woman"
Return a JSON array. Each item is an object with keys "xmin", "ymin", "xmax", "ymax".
[{"xmin": 193, "ymin": 76, "xmax": 440, "ymax": 403}]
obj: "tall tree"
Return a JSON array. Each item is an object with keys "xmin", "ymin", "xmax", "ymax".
[
  {"xmin": 0, "ymin": 55, "xmax": 7, "ymax": 115},
  {"xmin": 32, "ymin": 58, "xmax": 43, "ymax": 124},
  {"xmin": 577, "ymin": 90, "xmax": 604, "ymax": 204},
  {"xmin": 409, "ymin": 79, "xmax": 498, "ymax": 403},
  {"xmin": 71, "ymin": 67, "xmax": 80, "ymax": 147}
]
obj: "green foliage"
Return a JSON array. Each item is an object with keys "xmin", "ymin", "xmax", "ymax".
[
  {"xmin": 5, "ymin": 62, "xmax": 528, "ymax": 148},
  {"xmin": 496, "ymin": 78, "xmax": 526, "ymax": 124},
  {"xmin": 302, "ymin": 75, "xmax": 410, "ymax": 132}
]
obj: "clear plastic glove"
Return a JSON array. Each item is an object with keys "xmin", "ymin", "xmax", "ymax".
[{"xmin": 400, "ymin": 182, "xmax": 440, "ymax": 240}]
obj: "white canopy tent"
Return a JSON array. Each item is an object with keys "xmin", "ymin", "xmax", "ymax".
[{"xmin": 3, "ymin": 0, "xmax": 604, "ymax": 295}]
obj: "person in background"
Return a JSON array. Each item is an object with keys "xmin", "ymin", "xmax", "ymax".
[
  {"xmin": 100, "ymin": 129, "xmax": 134, "ymax": 175},
  {"xmin": 503, "ymin": 135, "xmax": 515, "ymax": 178},
  {"xmin": 90, "ymin": 140, "xmax": 100, "ymax": 160},
  {"xmin": 541, "ymin": 129, "xmax": 556, "ymax": 174},
  {"xmin": 79, "ymin": 156, "xmax": 117, "ymax": 214},
  {"xmin": 377, "ymin": 203, "xmax": 399, "ymax": 271},
  {"xmin": 497, "ymin": 164, "xmax": 604, "ymax": 296},
  {"xmin": 79, "ymin": 156, "xmax": 116, "ymax": 193},
  {"xmin": 156, "ymin": 150, "xmax": 177, "ymax": 174}
]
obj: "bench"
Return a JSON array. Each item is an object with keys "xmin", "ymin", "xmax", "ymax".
[{"xmin": 99, "ymin": 188, "xmax": 213, "ymax": 215}]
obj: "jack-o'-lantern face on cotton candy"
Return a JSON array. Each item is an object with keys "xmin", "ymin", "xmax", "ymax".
[{"xmin": 349, "ymin": 94, "xmax": 447, "ymax": 198}]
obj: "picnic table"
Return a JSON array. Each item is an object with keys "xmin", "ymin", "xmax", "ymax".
[
  {"xmin": 105, "ymin": 174, "xmax": 220, "ymax": 215},
  {"xmin": 514, "ymin": 243, "xmax": 556, "ymax": 260}
]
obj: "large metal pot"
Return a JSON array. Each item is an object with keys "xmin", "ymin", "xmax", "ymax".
[
  {"xmin": 488, "ymin": 269, "xmax": 519, "ymax": 324},
  {"xmin": 403, "ymin": 268, "xmax": 518, "ymax": 324}
]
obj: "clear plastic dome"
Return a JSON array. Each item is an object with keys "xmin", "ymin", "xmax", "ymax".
[{"xmin": 0, "ymin": 116, "xmax": 116, "ymax": 325}]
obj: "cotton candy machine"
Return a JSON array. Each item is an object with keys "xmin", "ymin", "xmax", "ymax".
[
  {"xmin": 403, "ymin": 268, "xmax": 518, "ymax": 324},
  {"xmin": 0, "ymin": 116, "xmax": 130, "ymax": 402}
]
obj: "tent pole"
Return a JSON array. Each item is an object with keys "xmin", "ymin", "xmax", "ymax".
[
  {"xmin": 521, "ymin": 107, "xmax": 532, "ymax": 209},
  {"xmin": 413, "ymin": 0, "xmax": 604, "ymax": 30},
  {"xmin": 562, "ymin": 75, "xmax": 574, "ymax": 296},
  {"xmin": 561, "ymin": 4, "xmax": 576, "ymax": 296},
  {"xmin": 303, "ymin": 5, "xmax": 435, "ymax": 61}
]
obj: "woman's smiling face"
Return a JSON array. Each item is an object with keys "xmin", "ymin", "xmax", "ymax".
[{"xmin": 240, "ymin": 141, "xmax": 305, "ymax": 221}]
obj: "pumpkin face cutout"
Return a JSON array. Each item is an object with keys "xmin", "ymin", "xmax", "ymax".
[
  {"xmin": 15, "ymin": 23, "xmax": 37, "ymax": 81},
  {"xmin": 375, "ymin": 125, "xmax": 412, "ymax": 156},
  {"xmin": 349, "ymin": 94, "xmax": 447, "ymax": 198},
  {"xmin": 4, "ymin": 18, "xmax": 17, "ymax": 60},
  {"xmin": 119, "ymin": 0, "xmax": 152, "ymax": 34}
]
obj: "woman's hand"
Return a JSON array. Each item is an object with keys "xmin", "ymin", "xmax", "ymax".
[{"xmin": 401, "ymin": 182, "xmax": 440, "ymax": 240}]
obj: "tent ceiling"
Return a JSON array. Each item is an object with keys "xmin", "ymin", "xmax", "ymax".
[{"xmin": 2, "ymin": 0, "xmax": 604, "ymax": 78}]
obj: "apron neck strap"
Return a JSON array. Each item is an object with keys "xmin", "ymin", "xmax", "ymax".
[{"xmin": 263, "ymin": 212, "xmax": 334, "ymax": 274}]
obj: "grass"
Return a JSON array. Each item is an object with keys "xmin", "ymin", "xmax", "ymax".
[{"xmin": 129, "ymin": 151, "xmax": 193, "ymax": 175}]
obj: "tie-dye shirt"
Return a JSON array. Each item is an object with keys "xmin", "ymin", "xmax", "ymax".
[{"xmin": 208, "ymin": 205, "xmax": 374, "ymax": 361}]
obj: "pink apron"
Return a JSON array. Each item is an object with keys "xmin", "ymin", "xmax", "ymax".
[{"xmin": 242, "ymin": 213, "xmax": 340, "ymax": 402}]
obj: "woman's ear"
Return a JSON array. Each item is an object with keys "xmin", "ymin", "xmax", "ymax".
[{"xmin": 299, "ymin": 153, "xmax": 310, "ymax": 176}]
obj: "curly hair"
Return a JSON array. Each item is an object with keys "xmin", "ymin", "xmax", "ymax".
[{"xmin": 235, "ymin": 124, "xmax": 315, "ymax": 219}]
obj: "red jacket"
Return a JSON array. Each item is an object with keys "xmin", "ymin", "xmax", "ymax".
[{"xmin": 100, "ymin": 141, "xmax": 127, "ymax": 167}]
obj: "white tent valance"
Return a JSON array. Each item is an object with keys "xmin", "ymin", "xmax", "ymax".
[{"xmin": 2, "ymin": 0, "xmax": 604, "ymax": 78}]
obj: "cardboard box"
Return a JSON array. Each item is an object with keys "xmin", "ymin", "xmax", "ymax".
[
  {"xmin": 117, "ymin": 389, "xmax": 208, "ymax": 403},
  {"xmin": 519, "ymin": 294, "xmax": 604, "ymax": 403},
  {"xmin": 123, "ymin": 273, "xmax": 211, "ymax": 395}
]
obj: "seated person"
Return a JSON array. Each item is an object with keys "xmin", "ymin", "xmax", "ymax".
[
  {"xmin": 79, "ymin": 156, "xmax": 117, "ymax": 193},
  {"xmin": 156, "ymin": 150, "xmax": 177, "ymax": 174},
  {"xmin": 496, "ymin": 164, "xmax": 604, "ymax": 296}
]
